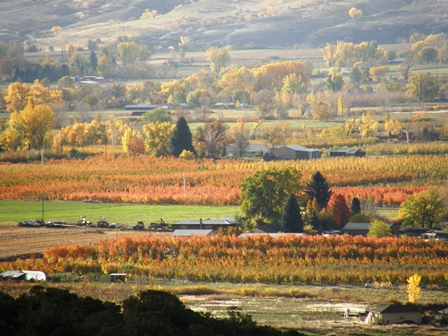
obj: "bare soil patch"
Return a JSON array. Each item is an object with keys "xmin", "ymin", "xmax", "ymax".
[{"xmin": 0, "ymin": 225, "xmax": 166, "ymax": 260}]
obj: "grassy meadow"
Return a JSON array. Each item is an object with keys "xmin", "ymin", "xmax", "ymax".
[{"xmin": 0, "ymin": 200, "xmax": 239, "ymax": 226}]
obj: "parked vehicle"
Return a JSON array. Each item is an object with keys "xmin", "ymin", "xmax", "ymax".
[
  {"xmin": 18, "ymin": 220, "xmax": 44, "ymax": 227},
  {"xmin": 76, "ymin": 216, "xmax": 92, "ymax": 226},
  {"xmin": 96, "ymin": 217, "xmax": 109, "ymax": 228},
  {"xmin": 133, "ymin": 221, "xmax": 145, "ymax": 230}
]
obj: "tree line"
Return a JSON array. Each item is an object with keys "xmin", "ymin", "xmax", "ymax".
[{"xmin": 0, "ymin": 286, "xmax": 305, "ymax": 336}]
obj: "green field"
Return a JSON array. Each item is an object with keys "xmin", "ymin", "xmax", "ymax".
[
  {"xmin": 0, "ymin": 200, "xmax": 240, "ymax": 226},
  {"xmin": 0, "ymin": 200, "xmax": 399, "ymax": 226}
]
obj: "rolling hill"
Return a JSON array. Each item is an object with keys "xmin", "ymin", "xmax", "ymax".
[{"xmin": 0, "ymin": 0, "xmax": 447, "ymax": 50}]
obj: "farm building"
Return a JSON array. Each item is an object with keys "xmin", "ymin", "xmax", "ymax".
[
  {"xmin": 271, "ymin": 145, "xmax": 321, "ymax": 160},
  {"xmin": 365, "ymin": 304, "xmax": 421, "ymax": 325},
  {"xmin": 342, "ymin": 222, "xmax": 372, "ymax": 236},
  {"xmin": 238, "ymin": 233, "xmax": 307, "ymax": 238},
  {"xmin": 172, "ymin": 229, "xmax": 218, "ymax": 237},
  {"xmin": 225, "ymin": 143, "xmax": 270, "ymax": 158},
  {"xmin": 329, "ymin": 149, "xmax": 366, "ymax": 157},
  {"xmin": 171, "ymin": 217, "xmax": 237, "ymax": 231},
  {"xmin": 0, "ymin": 270, "xmax": 46, "ymax": 281},
  {"xmin": 124, "ymin": 103, "xmax": 158, "ymax": 111}
]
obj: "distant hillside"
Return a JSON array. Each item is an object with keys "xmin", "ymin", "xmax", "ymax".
[{"xmin": 1, "ymin": 0, "xmax": 447, "ymax": 49}]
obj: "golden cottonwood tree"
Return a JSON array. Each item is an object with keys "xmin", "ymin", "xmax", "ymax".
[
  {"xmin": 406, "ymin": 273, "xmax": 421, "ymax": 304},
  {"xmin": 4, "ymin": 80, "xmax": 62, "ymax": 113},
  {"xmin": 5, "ymin": 101, "xmax": 54, "ymax": 150},
  {"xmin": 122, "ymin": 128, "xmax": 145, "ymax": 155},
  {"xmin": 369, "ymin": 66, "xmax": 390, "ymax": 82},
  {"xmin": 322, "ymin": 43, "xmax": 337, "ymax": 67},
  {"xmin": 217, "ymin": 66, "xmax": 255, "ymax": 94},
  {"xmin": 348, "ymin": 7, "xmax": 362, "ymax": 18},
  {"xmin": 206, "ymin": 46, "xmax": 231, "ymax": 74},
  {"xmin": 252, "ymin": 61, "xmax": 309, "ymax": 91},
  {"xmin": 4, "ymin": 82, "xmax": 30, "ymax": 112},
  {"xmin": 143, "ymin": 122, "xmax": 175, "ymax": 157}
]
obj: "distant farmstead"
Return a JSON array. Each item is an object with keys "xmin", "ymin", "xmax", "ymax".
[{"xmin": 271, "ymin": 145, "xmax": 321, "ymax": 160}]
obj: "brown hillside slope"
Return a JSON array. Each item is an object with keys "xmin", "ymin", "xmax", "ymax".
[{"xmin": 0, "ymin": 0, "xmax": 447, "ymax": 49}]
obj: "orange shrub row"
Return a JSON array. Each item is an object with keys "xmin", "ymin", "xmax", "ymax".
[
  {"xmin": 2, "ymin": 235, "xmax": 447, "ymax": 285},
  {"xmin": 0, "ymin": 155, "xmax": 446, "ymax": 205}
]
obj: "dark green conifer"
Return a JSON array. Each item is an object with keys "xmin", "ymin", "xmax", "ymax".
[
  {"xmin": 280, "ymin": 194, "xmax": 304, "ymax": 233},
  {"xmin": 171, "ymin": 117, "xmax": 196, "ymax": 157},
  {"xmin": 304, "ymin": 171, "xmax": 333, "ymax": 209},
  {"xmin": 350, "ymin": 197, "xmax": 361, "ymax": 215}
]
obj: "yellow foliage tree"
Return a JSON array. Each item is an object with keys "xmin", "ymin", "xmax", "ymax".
[
  {"xmin": 122, "ymin": 128, "xmax": 145, "ymax": 155},
  {"xmin": 321, "ymin": 43, "xmax": 337, "ymax": 67},
  {"xmin": 206, "ymin": 46, "xmax": 231, "ymax": 74},
  {"xmin": 5, "ymin": 100, "xmax": 54, "ymax": 150},
  {"xmin": 252, "ymin": 61, "xmax": 309, "ymax": 91},
  {"xmin": 4, "ymin": 82, "xmax": 31, "ymax": 112},
  {"xmin": 406, "ymin": 273, "xmax": 421, "ymax": 303},
  {"xmin": 51, "ymin": 26, "xmax": 62, "ymax": 34},
  {"xmin": 348, "ymin": 7, "xmax": 362, "ymax": 19},
  {"xmin": 4, "ymin": 80, "xmax": 62, "ymax": 113},
  {"xmin": 143, "ymin": 122, "xmax": 175, "ymax": 157},
  {"xmin": 369, "ymin": 66, "xmax": 390, "ymax": 82}
]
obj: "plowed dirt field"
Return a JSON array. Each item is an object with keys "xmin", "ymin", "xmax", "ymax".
[{"xmin": 0, "ymin": 225, "xmax": 165, "ymax": 260}]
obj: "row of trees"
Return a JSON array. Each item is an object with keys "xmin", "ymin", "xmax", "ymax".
[{"xmin": 240, "ymin": 168, "xmax": 446, "ymax": 232}]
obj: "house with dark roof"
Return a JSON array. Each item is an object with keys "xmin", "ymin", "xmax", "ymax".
[
  {"xmin": 365, "ymin": 304, "xmax": 421, "ymax": 325},
  {"xmin": 342, "ymin": 222, "xmax": 372, "ymax": 236},
  {"xmin": 170, "ymin": 217, "xmax": 237, "ymax": 231},
  {"xmin": 271, "ymin": 145, "xmax": 321, "ymax": 160}
]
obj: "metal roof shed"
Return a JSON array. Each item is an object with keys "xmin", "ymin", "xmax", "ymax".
[{"xmin": 172, "ymin": 229, "xmax": 217, "ymax": 237}]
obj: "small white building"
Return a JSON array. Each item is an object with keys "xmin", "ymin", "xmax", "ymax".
[
  {"xmin": 365, "ymin": 304, "xmax": 421, "ymax": 325},
  {"xmin": 0, "ymin": 270, "xmax": 46, "ymax": 281}
]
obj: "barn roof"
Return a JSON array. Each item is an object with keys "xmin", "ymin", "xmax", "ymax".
[
  {"xmin": 238, "ymin": 233, "xmax": 306, "ymax": 238},
  {"xmin": 278, "ymin": 145, "xmax": 320, "ymax": 152},
  {"xmin": 173, "ymin": 217, "xmax": 236, "ymax": 226},
  {"xmin": 368, "ymin": 304, "xmax": 420, "ymax": 313},
  {"xmin": 172, "ymin": 229, "xmax": 216, "ymax": 237}
]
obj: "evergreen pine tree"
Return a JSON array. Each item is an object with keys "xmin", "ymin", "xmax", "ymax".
[
  {"xmin": 171, "ymin": 117, "xmax": 196, "ymax": 157},
  {"xmin": 307, "ymin": 210, "xmax": 322, "ymax": 233},
  {"xmin": 280, "ymin": 194, "xmax": 304, "ymax": 233},
  {"xmin": 350, "ymin": 197, "xmax": 361, "ymax": 215},
  {"xmin": 89, "ymin": 50, "xmax": 98, "ymax": 73},
  {"xmin": 304, "ymin": 171, "xmax": 333, "ymax": 209}
]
